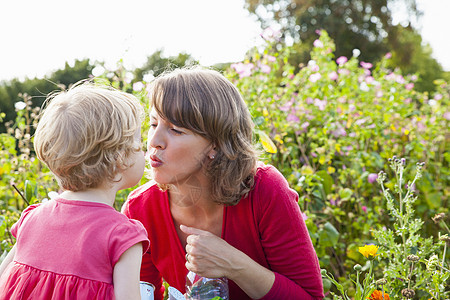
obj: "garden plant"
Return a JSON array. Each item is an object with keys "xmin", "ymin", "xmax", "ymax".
[{"xmin": 0, "ymin": 30, "xmax": 448, "ymax": 298}]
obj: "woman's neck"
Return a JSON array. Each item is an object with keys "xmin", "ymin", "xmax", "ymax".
[
  {"xmin": 169, "ymin": 182, "xmax": 224, "ymax": 239},
  {"xmin": 168, "ymin": 176, "xmax": 222, "ymax": 218}
]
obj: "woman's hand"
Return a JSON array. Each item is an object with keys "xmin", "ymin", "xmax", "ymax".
[
  {"xmin": 180, "ymin": 224, "xmax": 239, "ymax": 278},
  {"xmin": 180, "ymin": 225, "xmax": 275, "ymax": 299}
]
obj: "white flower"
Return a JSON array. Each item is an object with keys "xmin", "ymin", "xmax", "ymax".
[
  {"xmin": 15, "ymin": 101, "xmax": 26, "ymax": 110},
  {"xmin": 92, "ymin": 66, "xmax": 105, "ymax": 77},
  {"xmin": 133, "ymin": 82, "xmax": 145, "ymax": 92}
]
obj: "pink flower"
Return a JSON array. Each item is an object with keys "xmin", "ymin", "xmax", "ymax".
[
  {"xmin": 313, "ymin": 39, "xmax": 323, "ymax": 48},
  {"xmin": 279, "ymin": 99, "xmax": 294, "ymax": 112},
  {"xmin": 368, "ymin": 173, "xmax": 378, "ymax": 184},
  {"xmin": 287, "ymin": 113, "xmax": 300, "ymax": 122},
  {"xmin": 309, "ymin": 73, "xmax": 321, "ymax": 83},
  {"xmin": 266, "ymin": 55, "xmax": 276, "ymax": 62},
  {"xmin": 332, "ymin": 127, "xmax": 347, "ymax": 137},
  {"xmin": 362, "ymin": 206, "xmax": 367, "ymax": 213},
  {"xmin": 301, "ymin": 212, "xmax": 308, "ymax": 220},
  {"xmin": 314, "ymin": 98, "xmax": 327, "ymax": 110},
  {"xmin": 396, "ymin": 75, "xmax": 405, "ymax": 84},
  {"xmin": 360, "ymin": 61, "xmax": 373, "ymax": 69},
  {"xmin": 385, "ymin": 52, "xmax": 392, "ymax": 59},
  {"xmin": 443, "ymin": 111, "xmax": 450, "ymax": 120},
  {"xmin": 328, "ymin": 71, "xmax": 338, "ymax": 80},
  {"xmin": 385, "ymin": 72, "xmax": 396, "ymax": 81},
  {"xmin": 376, "ymin": 90, "xmax": 383, "ymax": 98},
  {"xmin": 260, "ymin": 64, "xmax": 271, "ymax": 74},
  {"xmin": 305, "ymin": 97, "xmax": 314, "ymax": 104},
  {"xmin": 309, "ymin": 63, "xmax": 320, "ymax": 72},
  {"xmin": 336, "ymin": 56, "xmax": 348, "ymax": 65},
  {"xmin": 231, "ymin": 62, "xmax": 254, "ymax": 78},
  {"xmin": 405, "ymin": 83, "xmax": 414, "ymax": 90},
  {"xmin": 434, "ymin": 93, "xmax": 443, "ymax": 100},
  {"xmin": 338, "ymin": 69, "xmax": 350, "ymax": 75},
  {"xmin": 365, "ymin": 76, "xmax": 375, "ymax": 84},
  {"xmin": 260, "ymin": 27, "xmax": 281, "ymax": 42}
]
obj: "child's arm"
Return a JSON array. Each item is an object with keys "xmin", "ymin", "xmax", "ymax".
[
  {"xmin": 113, "ymin": 242, "xmax": 143, "ymax": 300},
  {"xmin": 0, "ymin": 245, "xmax": 16, "ymax": 277}
]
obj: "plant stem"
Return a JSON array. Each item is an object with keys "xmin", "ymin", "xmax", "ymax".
[
  {"xmin": 441, "ymin": 221, "xmax": 450, "ymax": 234},
  {"xmin": 408, "ymin": 262, "xmax": 414, "ymax": 289},
  {"xmin": 396, "ymin": 165, "xmax": 407, "ymax": 256},
  {"xmin": 442, "ymin": 243, "xmax": 447, "ymax": 274},
  {"xmin": 12, "ymin": 183, "xmax": 29, "ymax": 205}
]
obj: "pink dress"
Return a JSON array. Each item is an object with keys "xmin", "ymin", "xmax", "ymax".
[{"xmin": 0, "ymin": 198, "xmax": 149, "ymax": 300}]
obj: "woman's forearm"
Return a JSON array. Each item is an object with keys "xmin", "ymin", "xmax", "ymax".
[{"xmin": 226, "ymin": 249, "xmax": 275, "ymax": 299}]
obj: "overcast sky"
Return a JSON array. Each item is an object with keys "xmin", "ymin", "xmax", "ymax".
[{"xmin": 0, "ymin": 0, "xmax": 448, "ymax": 81}]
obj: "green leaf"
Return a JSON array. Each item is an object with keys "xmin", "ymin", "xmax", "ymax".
[
  {"xmin": 24, "ymin": 180, "xmax": 37, "ymax": 204},
  {"xmin": 424, "ymin": 192, "xmax": 442, "ymax": 209},
  {"xmin": 318, "ymin": 222, "xmax": 340, "ymax": 247},
  {"xmin": 316, "ymin": 170, "xmax": 333, "ymax": 195},
  {"xmin": 339, "ymin": 188, "xmax": 353, "ymax": 201}
]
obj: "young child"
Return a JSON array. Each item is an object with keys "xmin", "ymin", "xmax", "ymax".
[{"xmin": 0, "ymin": 83, "xmax": 150, "ymax": 299}]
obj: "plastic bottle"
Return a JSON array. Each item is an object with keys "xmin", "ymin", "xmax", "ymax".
[{"xmin": 185, "ymin": 271, "xmax": 229, "ymax": 300}]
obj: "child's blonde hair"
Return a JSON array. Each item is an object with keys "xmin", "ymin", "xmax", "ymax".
[{"xmin": 34, "ymin": 82, "xmax": 144, "ymax": 192}]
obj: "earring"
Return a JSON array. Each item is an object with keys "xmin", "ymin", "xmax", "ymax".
[{"xmin": 210, "ymin": 155, "xmax": 215, "ymax": 159}]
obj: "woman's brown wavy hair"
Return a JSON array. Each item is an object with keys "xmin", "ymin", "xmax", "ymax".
[{"xmin": 148, "ymin": 66, "xmax": 259, "ymax": 205}]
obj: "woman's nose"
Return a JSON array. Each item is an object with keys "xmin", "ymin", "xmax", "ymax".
[{"xmin": 148, "ymin": 127, "xmax": 165, "ymax": 150}]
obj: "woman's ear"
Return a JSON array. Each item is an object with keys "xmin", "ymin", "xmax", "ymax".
[{"xmin": 208, "ymin": 146, "xmax": 217, "ymax": 160}]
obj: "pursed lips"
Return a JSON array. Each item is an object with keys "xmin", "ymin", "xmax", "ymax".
[
  {"xmin": 149, "ymin": 153, "xmax": 163, "ymax": 168},
  {"xmin": 149, "ymin": 154, "xmax": 162, "ymax": 163}
]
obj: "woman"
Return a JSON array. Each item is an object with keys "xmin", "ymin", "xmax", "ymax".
[{"xmin": 122, "ymin": 67, "xmax": 324, "ymax": 299}]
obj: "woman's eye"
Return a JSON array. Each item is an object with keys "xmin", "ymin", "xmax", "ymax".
[
  {"xmin": 171, "ymin": 128, "xmax": 183, "ymax": 135},
  {"xmin": 150, "ymin": 123, "xmax": 157, "ymax": 128}
]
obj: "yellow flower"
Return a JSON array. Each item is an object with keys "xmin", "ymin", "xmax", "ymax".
[{"xmin": 358, "ymin": 244, "xmax": 379, "ymax": 259}]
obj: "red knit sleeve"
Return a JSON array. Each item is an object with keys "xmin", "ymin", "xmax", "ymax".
[
  {"xmin": 255, "ymin": 165, "xmax": 324, "ymax": 299},
  {"xmin": 122, "ymin": 197, "xmax": 165, "ymax": 300}
]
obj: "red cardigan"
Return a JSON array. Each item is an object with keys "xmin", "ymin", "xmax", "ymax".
[{"xmin": 122, "ymin": 163, "xmax": 324, "ymax": 299}]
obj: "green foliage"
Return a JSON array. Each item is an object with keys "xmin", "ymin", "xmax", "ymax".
[
  {"xmin": 374, "ymin": 159, "xmax": 449, "ymax": 298},
  {"xmin": 387, "ymin": 24, "xmax": 444, "ymax": 92},
  {"xmin": 244, "ymin": 0, "xmax": 445, "ymax": 93},
  {"xmin": 225, "ymin": 30, "xmax": 449, "ymax": 297},
  {"xmin": 0, "ymin": 29, "xmax": 448, "ymax": 298},
  {"xmin": 133, "ymin": 50, "xmax": 198, "ymax": 82},
  {"xmin": 0, "ymin": 59, "xmax": 95, "ymax": 133}
]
